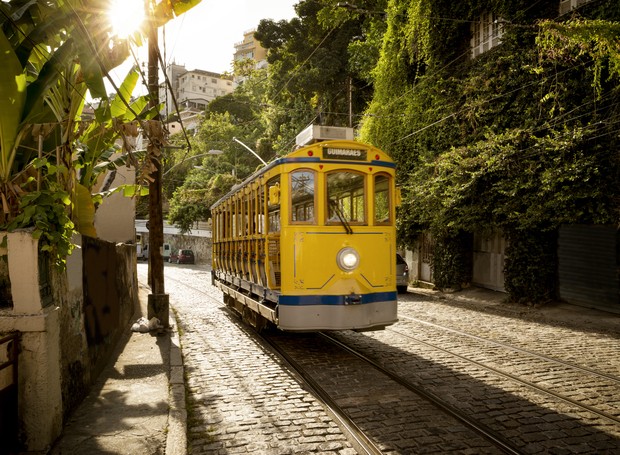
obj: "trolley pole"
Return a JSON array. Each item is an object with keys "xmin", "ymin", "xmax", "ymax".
[{"xmin": 145, "ymin": 0, "xmax": 169, "ymax": 327}]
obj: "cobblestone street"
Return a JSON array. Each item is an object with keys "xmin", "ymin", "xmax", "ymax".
[
  {"xmin": 147, "ymin": 264, "xmax": 357, "ymax": 454},
  {"xmin": 141, "ymin": 263, "xmax": 620, "ymax": 454}
]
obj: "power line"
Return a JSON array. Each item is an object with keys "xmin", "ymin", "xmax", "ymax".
[{"xmin": 272, "ymin": 28, "xmax": 336, "ymax": 102}]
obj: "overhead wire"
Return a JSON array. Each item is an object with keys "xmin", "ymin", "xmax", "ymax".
[
  {"xmin": 271, "ymin": 27, "xmax": 335, "ymax": 103},
  {"xmin": 231, "ymin": 56, "xmax": 608, "ymax": 143},
  {"xmin": 161, "ymin": 2, "xmax": 615, "ymax": 162}
]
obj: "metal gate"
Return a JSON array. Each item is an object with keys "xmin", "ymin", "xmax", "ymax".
[
  {"xmin": 472, "ymin": 232, "xmax": 506, "ymax": 292},
  {"xmin": 418, "ymin": 233, "xmax": 434, "ymax": 283},
  {"xmin": 0, "ymin": 332, "xmax": 19, "ymax": 455},
  {"xmin": 558, "ymin": 225, "xmax": 619, "ymax": 314}
]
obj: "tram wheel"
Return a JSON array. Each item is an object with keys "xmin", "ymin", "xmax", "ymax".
[{"xmin": 242, "ymin": 307, "xmax": 257, "ymax": 328}]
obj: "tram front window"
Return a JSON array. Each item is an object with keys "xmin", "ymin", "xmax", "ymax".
[
  {"xmin": 291, "ymin": 170, "xmax": 315, "ymax": 223},
  {"xmin": 326, "ymin": 171, "xmax": 366, "ymax": 224}
]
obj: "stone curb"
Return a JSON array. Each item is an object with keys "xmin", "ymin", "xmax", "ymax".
[{"xmin": 165, "ymin": 312, "xmax": 187, "ymax": 455}]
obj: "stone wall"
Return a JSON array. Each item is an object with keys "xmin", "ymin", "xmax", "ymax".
[
  {"xmin": 0, "ymin": 231, "xmax": 137, "ymax": 451},
  {"xmin": 142, "ymin": 232, "xmax": 213, "ymax": 264}
]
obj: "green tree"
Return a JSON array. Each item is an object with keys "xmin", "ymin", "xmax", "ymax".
[
  {"xmin": 254, "ymin": 0, "xmax": 385, "ymax": 149},
  {"xmin": 164, "ymin": 110, "xmax": 266, "ymax": 229},
  {"xmin": 167, "ymin": 171, "xmax": 237, "ymax": 233}
]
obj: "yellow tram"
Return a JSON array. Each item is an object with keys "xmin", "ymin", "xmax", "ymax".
[{"xmin": 210, "ymin": 139, "xmax": 399, "ymax": 331}]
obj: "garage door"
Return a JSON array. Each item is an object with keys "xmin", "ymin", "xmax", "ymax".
[{"xmin": 558, "ymin": 225, "xmax": 619, "ymax": 314}]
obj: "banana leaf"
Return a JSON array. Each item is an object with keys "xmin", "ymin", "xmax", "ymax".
[
  {"xmin": 73, "ymin": 182, "xmax": 97, "ymax": 238},
  {"xmin": 0, "ymin": 29, "xmax": 27, "ymax": 182}
]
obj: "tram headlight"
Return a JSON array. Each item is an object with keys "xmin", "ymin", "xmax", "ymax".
[{"xmin": 337, "ymin": 247, "xmax": 360, "ymax": 272}]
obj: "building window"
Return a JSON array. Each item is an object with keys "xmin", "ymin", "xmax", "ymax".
[
  {"xmin": 559, "ymin": 0, "xmax": 592, "ymax": 15},
  {"xmin": 471, "ymin": 12, "xmax": 503, "ymax": 58}
]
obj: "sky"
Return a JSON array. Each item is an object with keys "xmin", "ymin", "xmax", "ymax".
[
  {"xmin": 107, "ymin": 0, "xmax": 298, "ymax": 91},
  {"xmin": 161, "ymin": 0, "xmax": 298, "ymax": 73}
]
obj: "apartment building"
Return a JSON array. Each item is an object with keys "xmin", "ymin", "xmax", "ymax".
[
  {"xmin": 160, "ymin": 63, "xmax": 235, "ymax": 122},
  {"xmin": 233, "ymin": 29, "xmax": 267, "ymax": 81}
]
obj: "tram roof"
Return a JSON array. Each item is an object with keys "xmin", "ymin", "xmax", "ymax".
[{"xmin": 210, "ymin": 140, "xmax": 394, "ymax": 209}]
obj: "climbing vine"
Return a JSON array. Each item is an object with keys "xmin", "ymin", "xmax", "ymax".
[{"xmin": 362, "ymin": 0, "xmax": 620, "ymax": 302}]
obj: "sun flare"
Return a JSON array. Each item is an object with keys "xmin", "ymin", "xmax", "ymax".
[{"xmin": 107, "ymin": 0, "xmax": 145, "ymax": 38}]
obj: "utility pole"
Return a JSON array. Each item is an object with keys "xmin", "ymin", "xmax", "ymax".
[
  {"xmin": 145, "ymin": 0, "xmax": 169, "ymax": 327},
  {"xmin": 348, "ymin": 75, "xmax": 353, "ymax": 128}
]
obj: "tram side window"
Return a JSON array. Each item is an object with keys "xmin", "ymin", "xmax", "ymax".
[
  {"xmin": 215, "ymin": 211, "xmax": 221, "ymax": 240},
  {"xmin": 374, "ymin": 173, "xmax": 391, "ymax": 224},
  {"xmin": 290, "ymin": 170, "xmax": 315, "ymax": 223},
  {"xmin": 250, "ymin": 191, "xmax": 256, "ymax": 235},
  {"xmin": 267, "ymin": 176, "xmax": 280, "ymax": 233},
  {"xmin": 326, "ymin": 171, "xmax": 366, "ymax": 224},
  {"xmin": 232, "ymin": 199, "xmax": 238, "ymax": 237},
  {"xmin": 223, "ymin": 205, "xmax": 230, "ymax": 238},
  {"xmin": 258, "ymin": 186, "xmax": 265, "ymax": 234}
]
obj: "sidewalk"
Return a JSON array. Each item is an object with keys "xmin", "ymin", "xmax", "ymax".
[
  {"xmin": 407, "ymin": 285, "xmax": 620, "ymax": 334},
  {"xmin": 49, "ymin": 283, "xmax": 186, "ymax": 455}
]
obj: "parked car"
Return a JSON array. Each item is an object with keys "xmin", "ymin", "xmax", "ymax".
[
  {"xmin": 138, "ymin": 243, "xmax": 172, "ymax": 261},
  {"xmin": 396, "ymin": 253, "xmax": 409, "ymax": 293},
  {"xmin": 137, "ymin": 244, "xmax": 148, "ymax": 261},
  {"xmin": 169, "ymin": 249, "xmax": 195, "ymax": 264},
  {"xmin": 162, "ymin": 243, "xmax": 172, "ymax": 261}
]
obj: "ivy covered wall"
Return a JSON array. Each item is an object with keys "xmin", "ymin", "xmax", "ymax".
[{"xmin": 360, "ymin": 0, "xmax": 620, "ymax": 302}]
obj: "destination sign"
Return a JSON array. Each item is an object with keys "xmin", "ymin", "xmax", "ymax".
[{"xmin": 322, "ymin": 147, "xmax": 367, "ymax": 161}]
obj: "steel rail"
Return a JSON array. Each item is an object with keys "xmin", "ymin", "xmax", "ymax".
[
  {"xmin": 254, "ymin": 332, "xmax": 384, "ymax": 455},
  {"xmin": 387, "ymin": 326, "xmax": 620, "ymax": 426},
  {"xmin": 399, "ymin": 314, "xmax": 620, "ymax": 384},
  {"xmin": 320, "ymin": 332, "xmax": 524, "ymax": 455}
]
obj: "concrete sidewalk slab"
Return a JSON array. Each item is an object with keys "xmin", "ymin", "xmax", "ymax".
[
  {"xmin": 408, "ymin": 285, "xmax": 620, "ymax": 333},
  {"xmin": 50, "ymin": 284, "xmax": 184, "ymax": 455}
]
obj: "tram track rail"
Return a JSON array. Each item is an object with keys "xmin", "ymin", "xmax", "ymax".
[
  {"xmin": 162, "ymin": 272, "xmax": 385, "ymax": 455},
  {"xmin": 259, "ymin": 332, "xmax": 385, "ymax": 455},
  {"xmin": 385, "ymin": 325, "xmax": 620, "ymax": 426},
  {"xmin": 164, "ymin": 272, "xmax": 506, "ymax": 453},
  {"xmin": 399, "ymin": 315, "xmax": 620, "ymax": 385},
  {"xmin": 164, "ymin": 274, "xmax": 517, "ymax": 453},
  {"xmin": 258, "ymin": 329, "xmax": 524, "ymax": 455},
  {"xmin": 318, "ymin": 333, "xmax": 523, "ymax": 455}
]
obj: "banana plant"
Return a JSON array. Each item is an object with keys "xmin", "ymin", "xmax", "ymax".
[
  {"xmin": 0, "ymin": 0, "xmax": 202, "ymax": 266},
  {"xmin": 0, "ymin": 0, "xmax": 130, "ymax": 264},
  {"xmin": 0, "ymin": 1, "xmax": 122, "ymax": 223}
]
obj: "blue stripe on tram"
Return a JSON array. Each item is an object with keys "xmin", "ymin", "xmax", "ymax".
[{"xmin": 279, "ymin": 292, "xmax": 397, "ymax": 306}]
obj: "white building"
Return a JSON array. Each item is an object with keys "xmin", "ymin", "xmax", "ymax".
[
  {"xmin": 233, "ymin": 29, "xmax": 268, "ymax": 81},
  {"xmin": 160, "ymin": 63, "xmax": 236, "ymax": 128}
]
